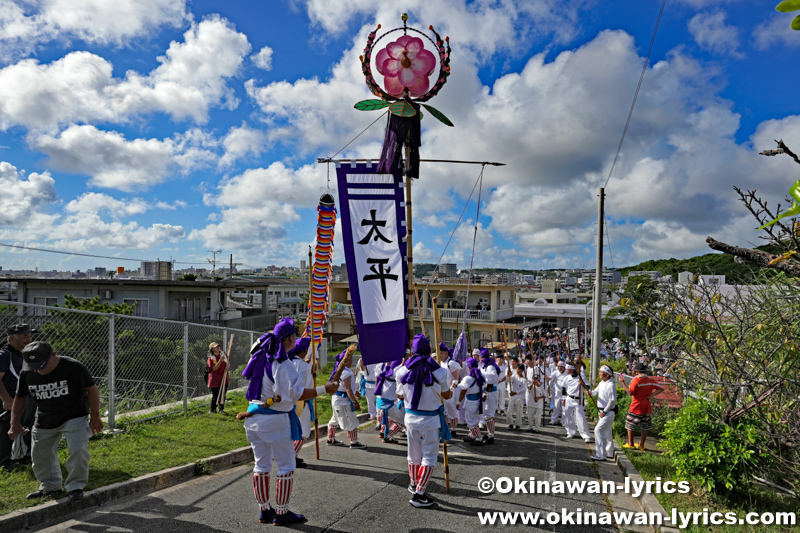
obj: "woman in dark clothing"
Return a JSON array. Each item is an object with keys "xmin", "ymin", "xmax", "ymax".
[{"xmin": 207, "ymin": 342, "xmax": 230, "ymax": 413}]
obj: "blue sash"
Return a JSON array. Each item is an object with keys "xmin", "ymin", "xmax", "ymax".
[
  {"xmin": 358, "ymin": 375, "xmax": 366, "ymax": 396},
  {"xmin": 466, "ymin": 387, "xmax": 484, "ymax": 414},
  {"xmin": 334, "ymin": 391, "xmax": 356, "ymax": 411},
  {"xmin": 404, "ymin": 405, "xmax": 452, "ymax": 443},
  {"xmin": 376, "ymin": 397, "xmax": 396, "ymax": 438},
  {"xmin": 306, "ymin": 399, "xmax": 315, "ymax": 422},
  {"xmin": 247, "ymin": 403, "xmax": 302, "ymax": 441}
]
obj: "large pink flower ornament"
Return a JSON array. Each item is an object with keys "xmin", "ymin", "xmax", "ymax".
[{"xmin": 375, "ymin": 35, "xmax": 436, "ymax": 98}]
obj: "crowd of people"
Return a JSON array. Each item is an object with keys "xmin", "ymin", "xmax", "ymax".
[{"xmin": 2, "ymin": 319, "xmax": 666, "ymax": 525}]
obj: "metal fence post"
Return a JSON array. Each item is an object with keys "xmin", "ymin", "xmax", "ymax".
[
  {"xmin": 183, "ymin": 322, "xmax": 189, "ymax": 410},
  {"xmin": 108, "ymin": 316, "xmax": 115, "ymax": 430}
]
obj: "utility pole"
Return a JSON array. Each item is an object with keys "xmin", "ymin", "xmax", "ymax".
[
  {"xmin": 207, "ymin": 249, "xmax": 222, "ymax": 277},
  {"xmin": 228, "ymin": 253, "xmax": 242, "ymax": 278},
  {"xmin": 591, "ymin": 188, "xmax": 605, "ymax": 384}
]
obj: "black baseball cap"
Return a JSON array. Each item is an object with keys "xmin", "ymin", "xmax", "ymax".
[
  {"xmin": 8, "ymin": 323, "xmax": 37, "ymax": 335},
  {"xmin": 634, "ymin": 362, "xmax": 647, "ymax": 372},
  {"xmin": 21, "ymin": 341, "xmax": 53, "ymax": 371}
]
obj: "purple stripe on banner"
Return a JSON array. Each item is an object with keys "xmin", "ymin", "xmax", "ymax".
[{"xmin": 336, "ymin": 163, "xmax": 407, "ymax": 366}]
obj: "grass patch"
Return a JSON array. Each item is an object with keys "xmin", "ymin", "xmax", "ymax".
[
  {"xmin": 617, "ymin": 437, "xmax": 799, "ymax": 532},
  {"xmin": 0, "ymin": 382, "xmax": 346, "ymax": 516}
]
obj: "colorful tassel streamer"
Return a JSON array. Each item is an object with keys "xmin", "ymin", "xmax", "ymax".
[{"xmin": 305, "ymin": 194, "xmax": 337, "ymax": 345}]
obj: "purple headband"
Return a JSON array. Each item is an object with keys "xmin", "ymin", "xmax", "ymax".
[
  {"xmin": 480, "ymin": 348, "xmax": 501, "ymax": 373},
  {"xmin": 243, "ymin": 317, "xmax": 295, "ymax": 402},
  {"xmin": 329, "ymin": 349, "xmax": 349, "ymax": 382},
  {"xmin": 466, "ymin": 357, "xmax": 486, "ymax": 393},
  {"xmin": 400, "ymin": 335, "xmax": 439, "ymax": 409},
  {"xmin": 375, "ymin": 359, "xmax": 402, "ymax": 396},
  {"xmin": 412, "ymin": 334, "xmax": 432, "ymax": 356},
  {"xmin": 291, "ymin": 336, "xmax": 311, "ymax": 358}
]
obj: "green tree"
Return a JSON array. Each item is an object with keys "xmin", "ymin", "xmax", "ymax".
[{"xmin": 607, "ymin": 275, "xmax": 660, "ymax": 346}]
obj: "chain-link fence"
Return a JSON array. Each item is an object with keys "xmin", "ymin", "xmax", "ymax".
[{"xmin": 0, "ymin": 301, "xmax": 281, "ymax": 429}]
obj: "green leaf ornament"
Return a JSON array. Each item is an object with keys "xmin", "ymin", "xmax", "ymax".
[
  {"xmin": 354, "ymin": 99, "xmax": 391, "ymax": 111},
  {"xmin": 421, "ymin": 104, "xmax": 454, "ymax": 127}
]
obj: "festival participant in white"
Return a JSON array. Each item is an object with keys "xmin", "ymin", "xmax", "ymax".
[
  {"xmin": 394, "ymin": 334, "xmax": 452, "ymax": 508},
  {"xmin": 326, "ymin": 350, "xmax": 365, "ymax": 448},
  {"xmin": 479, "ymin": 348, "xmax": 501, "ymax": 444},
  {"xmin": 495, "ymin": 354, "xmax": 508, "ymax": 416},
  {"xmin": 438, "ymin": 343, "xmax": 460, "ymax": 436},
  {"xmin": 528, "ymin": 374, "xmax": 546, "ymax": 433},
  {"xmin": 561, "ymin": 363, "xmax": 592, "ymax": 442},
  {"xmin": 241, "ymin": 318, "xmax": 338, "ymax": 525},
  {"xmin": 8, "ymin": 342, "xmax": 103, "ymax": 501},
  {"xmin": 524, "ymin": 355, "xmax": 538, "ymax": 430},
  {"xmin": 358, "ymin": 358, "xmax": 380, "ymax": 425},
  {"xmin": 589, "ymin": 365, "xmax": 617, "ymax": 461},
  {"xmin": 457, "ymin": 357, "xmax": 486, "ymax": 446},
  {"xmin": 550, "ymin": 361, "xmax": 566, "ymax": 424},
  {"xmin": 374, "ymin": 358, "xmax": 406, "ymax": 444},
  {"xmin": 506, "ymin": 358, "xmax": 526, "ymax": 430},
  {"xmin": 289, "ymin": 337, "xmax": 314, "ymax": 469}
]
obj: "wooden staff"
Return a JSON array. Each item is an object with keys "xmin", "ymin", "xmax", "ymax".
[
  {"xmin": 219, "ymin": 334, "xmax": 234, "ymax": 409},
  {"xmin": 502, "ymin": 321, "xmax": 509, "ymax": 357},
  {"xmin": 309, "ymin": 247, "xmax": 320, "ymax": 460},
  {"xmin": 413, "ymin": 285, "xmax": 427, "ymax": 337},
  {"xmin": 432, "ymin": 296, "xmax": 451, "ymax": 492}
]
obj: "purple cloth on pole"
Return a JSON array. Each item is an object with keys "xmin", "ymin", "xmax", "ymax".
[{"xmin": 453, "ymin": 333, "xmax": 468, "ymax": 362}]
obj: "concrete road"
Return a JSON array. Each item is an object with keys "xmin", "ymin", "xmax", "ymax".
[{"xmin": 31, "ymin": 421, "xmax": 635, "ymax": 533}]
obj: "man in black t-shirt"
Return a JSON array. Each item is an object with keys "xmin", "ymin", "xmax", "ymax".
[
  {"xmin": 8, "ymin": 342, "xmax": 103, "ymax": 501},
  {"xmin": 0, "ymin": 323, "xmax": 37, "ymax": 468}
]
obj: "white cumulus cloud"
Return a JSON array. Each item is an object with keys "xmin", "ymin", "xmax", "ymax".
[{"xmin": 0, "ymin": 16, "xmax": 251, "ymax": 131}]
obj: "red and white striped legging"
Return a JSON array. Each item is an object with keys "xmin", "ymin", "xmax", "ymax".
[
  {"xmin": 275, "ymin": 473, "xmax": 293, "ymax": 515},
  {"xmin": 253, "ymin": 473, "xmax": 271, "ymax": 511},
  {"xmin": 293, "ymin": 438, "xmax": 305, "ymax": 455}
]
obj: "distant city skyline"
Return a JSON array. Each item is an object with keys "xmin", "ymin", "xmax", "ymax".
[{"xmin": 1, "ymin": 1, "xmax": 798, "ymax": 272}]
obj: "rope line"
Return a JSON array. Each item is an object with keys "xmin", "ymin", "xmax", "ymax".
[
  {"xmin": 326, "ymin": 111, "xmax": 388, "ymax": 162},
  {"xmin": 461, "ymin": 165, "xmax": 485, "ymax": 336},
  {"xmin": 603, "ymin": 0, "xmax": 668, "ymax": 189},
  {"xmin": 421, "ymin": 169, "xmax": 485, "ymax": 297}
]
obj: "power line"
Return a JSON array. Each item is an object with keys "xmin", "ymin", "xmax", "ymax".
[
  {"xmin": 0, "ymin": 242, "xmax": 205, "ymax": 265},
  {"xmin": 605, "ymin": 220, "xmax": 617, "ymax": 270},
  {"xmin": 603, "ymin": 0, "xmax": 668, "ymax": 189}
]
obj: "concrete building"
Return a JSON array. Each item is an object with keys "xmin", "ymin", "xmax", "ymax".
[
  {"xmin": 141, "ymin": 261, "xmax": 173, "ymax": 281},
  {"xmin": 440, "ymin": 263, "xmax": 458, "ymax": 278},
  {"xmin": 327, "ymin": 281, "xmax": 517, "ymax": 349},
  {"xmin": 10, "ymin": 278, "xmax": 278, "ymax": 330}
]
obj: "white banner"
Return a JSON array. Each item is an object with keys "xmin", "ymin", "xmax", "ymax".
[{"xmin": 349, "ymin": 192, "xmax": 404, "ymax": 325}]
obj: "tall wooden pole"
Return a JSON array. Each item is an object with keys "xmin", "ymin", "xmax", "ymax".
[
  {"xmin": 309, "ymin": 247, "xmax": 320, "ymax": 460},
  {"xmin": 405, "ymin": 143, "xmax": 415, "ymax": 344},
  {"xmin": 591, "ymin": 188, "xmax": 605, "ymax": 384},
  {"xmin": 432, "ymin": 297, "xmax": 450, "ymax": 492}
]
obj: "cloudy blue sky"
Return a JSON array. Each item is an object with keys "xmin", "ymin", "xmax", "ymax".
[{"xmin": 1, "ymin": 0, "xmax": 799, "ymax": 273}]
